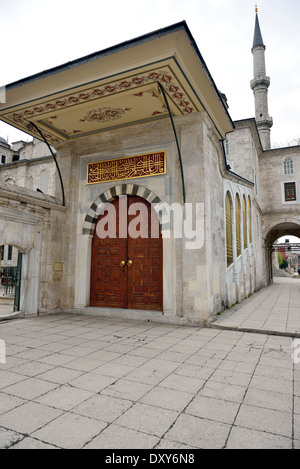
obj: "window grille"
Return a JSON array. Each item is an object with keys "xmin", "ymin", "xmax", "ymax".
[
  {"xmin": 235, "ymin": 195, "xmax": 241, "ymax": 257},
  {"xmin": 243, "ymin": 196, "xmax": 248, "ymax": 249},
  {"xmin": 248, "ymin": 196, "xmax": 252, "ymax": 244},
  {"xmin": 284, "ymin": 182, "xmax": 296, "ymax": 202},
  {"xmin": 39, "ymin": 170, "xmax": 49, "ymax": 194},
  {"xmin": 226, "ymin": 193, "xmax": 233, "ymax": 267},
  {"xmin": 284, "ymin": 158, "xmax": 293, "ymax": 175}
]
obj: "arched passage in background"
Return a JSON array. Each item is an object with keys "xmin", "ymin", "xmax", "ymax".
[
  {"xmin": 0, "ymin": 217, "xmax": 42, "ymax": 316},
  {"xmin": 264, "ymin": 221, "xmax": 300, "ymax": 282},
  {"xmin": 0, "ymin": 244, "xmax": 24, "ymax": 313}
]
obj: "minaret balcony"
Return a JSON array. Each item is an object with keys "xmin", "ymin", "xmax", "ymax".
[
  {"xmin": 256, "ymin": 116, "xmax": 273, "ymax": 129},
  {"xmin": 250, "ymin": 76, "xmax": 270, "ymax": 91}
]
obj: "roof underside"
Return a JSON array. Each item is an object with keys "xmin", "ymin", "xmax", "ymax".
[{"xmin": 0, "ymin": 22, "xmax": 234, "ymax": 146}]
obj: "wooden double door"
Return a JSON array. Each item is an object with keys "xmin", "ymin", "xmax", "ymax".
[{"xmin": 90, "ymin": 196, "xmax": 163, "ymax": 311}]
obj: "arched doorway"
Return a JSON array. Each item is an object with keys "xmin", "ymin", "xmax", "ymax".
[
  {"xmin": 90, "ymin": 195, "xmax": 163, "ymax": 311},
  {"xmin": 0, "ymin": 245, "xmax": 23, "ymax": 314},
  {"xmin": 265, "ymin": 222, "xmax": 300, "ymax": 282},
  {"xmin": 266, "ymin": 222, "xmax": 300, "ymax": 244}
]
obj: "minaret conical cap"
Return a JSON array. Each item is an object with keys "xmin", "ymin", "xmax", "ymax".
[{"xmin": 252, "ymin": 12, "xmax": 265, "ymax": 50}]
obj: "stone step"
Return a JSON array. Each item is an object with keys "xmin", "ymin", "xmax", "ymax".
[
  {"xmin": 64, "ymin": 307, "xmax": 188, "ymax": 325},
  {"xmin": 0, "ymin": 297, "xmax": 14, "ymax": 306}
]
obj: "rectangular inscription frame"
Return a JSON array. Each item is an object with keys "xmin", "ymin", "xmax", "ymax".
[{"xmin": 87, "ymin": 151, "xmax": 166, "ymax": 185}]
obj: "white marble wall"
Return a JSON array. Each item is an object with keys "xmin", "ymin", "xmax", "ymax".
[{"xmin": 54, "ymin": 113, "xmax": 238, "ymax": 323}]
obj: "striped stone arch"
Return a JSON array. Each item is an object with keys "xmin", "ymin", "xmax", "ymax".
[{"xmin": 82, "ymin": 183, "xmax": 167, "ymax": 236}]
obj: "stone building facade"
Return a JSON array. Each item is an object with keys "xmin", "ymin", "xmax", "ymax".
[
  {"xmin": 0, "ymin": 137, "xmax": 55, "ymax": 195},
  {"xmin": 0, "ymin": 15, "xmax": 299, "ymax": 322},
  {"xmin": 0, "ymin": 137, "xmax": 55, "ymax": 271}
]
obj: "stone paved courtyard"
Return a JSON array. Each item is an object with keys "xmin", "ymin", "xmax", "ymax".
[
  {"xmin": 0, "ymin": 301, "xmax": 299, "ymax": 449},
  {"xmin": 213, "ymin": 277, "xmax": 300, "ymax": 336}
]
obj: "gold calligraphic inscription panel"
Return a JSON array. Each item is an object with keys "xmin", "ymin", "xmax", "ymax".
[{"xmin": 87, "ymin": 151, "xmax": 166, "ymax": 185}]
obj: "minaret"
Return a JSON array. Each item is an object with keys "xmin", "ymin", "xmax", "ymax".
[{"xmin": 250, "ymin": 6, "xmax": 273, "ymax": 150}]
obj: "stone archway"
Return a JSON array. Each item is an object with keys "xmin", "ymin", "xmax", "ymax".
[
  {"xmin": 0, "ymin": 222, "xmax": 41, "ymax": 316},
  {"xmin": 264, "ymin": 222, "xmax": 300, "ymax": 245},
  {"xmin": 82, "ymin": 183, "xmax": 166, "ymax": 236},
  {"xmin": 264, "ymin": 221, "xmax": 300, "ymax": 283},
  {"xmin": 0, "ymin": 244, "xmax": 23, "ymax": 314}
]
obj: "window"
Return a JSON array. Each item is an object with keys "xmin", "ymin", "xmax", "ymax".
[
  {"xmin": 7, "ymin": 245, "xmax": 13, "ymax": 261},
  {"xmin": 39, "ymin": 170, "xmax": 49, "ymax": 194},
  {"xmin": 1, "ymin": 246, "xmax": 3, "ymax": 261},
  {"xmin": 235, "ymin": 195, "xmax": 241, "ymax": 257},
  {"xmin": 224, "ymin": 139, "xmax": 229, "ymax": 156},
  {"xmin": 226, "ymin": 192, "xmax": 233, "ymax": 267},
  {"xmin": 252, "ymin": 170, "xmax": 258, "ymax": 196},
  {"xmin": 227, "ymin": 160, "xmax": 234, "ymax": 171},
  {"xmin": 28, "ymin": 177, "xmax": 34, "ymax": 191},
  {"xmin": 284, "ymin": 158, "xmax": 293, "ymax": 175},
  {"xmin": 284, "ymin": 182, "xmax": 296, "ymax": 202},
  {"xmin": 1, "ymin": 155, "xmax": 6, "ymax": 164},
  {"xmin": 248, "ymin": 196, "xmax": 252, "ymax": 244},
  {"xmin": 12, "ymin": 154, "xmax": 19, "ymax": 162},
  {"xmin": 242, "ymin": 196, "xmax": 248, "ymax": 249}
]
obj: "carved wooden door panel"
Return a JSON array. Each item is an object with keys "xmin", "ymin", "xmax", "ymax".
[
  {"xmin": 90, "ymin": 196, "xmax": 163, "ymax": 311},
  {"xmin": 90, "ymin": 198, "xmax": 127, "ymax": 308},
  {"xmin": 127, "ymin": 196, "xmax": 163, "ymax": 311}
]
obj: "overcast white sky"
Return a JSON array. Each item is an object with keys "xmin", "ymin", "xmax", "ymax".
[{"xmin": 0, "ymin": 0, "xmax": 299, "ymax": 147}]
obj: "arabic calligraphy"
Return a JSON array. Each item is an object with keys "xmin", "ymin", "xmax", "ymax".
[{"xmin": 87, "ymin": 151, "xmax": 166, "ymax": 184}]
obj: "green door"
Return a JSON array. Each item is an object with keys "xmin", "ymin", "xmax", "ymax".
[{"xmin": 14, "ymin": 251, "xmax": 22, "ymax": 312}]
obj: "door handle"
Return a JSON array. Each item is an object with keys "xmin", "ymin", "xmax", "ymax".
[
  {"xmin": 120, "ymin": 260, "xmax": 126, "ymax": 268},
  {"xmin": 127, "ymin": 260, "xmax": 133, "ymax": 267}
]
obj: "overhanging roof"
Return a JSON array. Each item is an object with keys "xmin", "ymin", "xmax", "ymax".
[{"xmin": 0, "ymin": 22, "xmax": 234, "ymax": 145}]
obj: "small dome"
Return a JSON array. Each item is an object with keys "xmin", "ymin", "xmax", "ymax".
[{"xmin": 0, "ymin": 136, "xmax": 8, "ymax": 145}]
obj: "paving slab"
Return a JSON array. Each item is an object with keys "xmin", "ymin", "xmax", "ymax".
[
  {"xmin": 185, "ymin": 395, "xmax": 240, "ymax": 424},
  {"xmin": 235, "ymin": 404, "xmax": 292, "ymax": 438},
  {"xmin": 226, "ymin": 427, "xmax": 292, "ymax": 449},
  {"xmin": 35, "ymin": 384, "xmax": 94, "ymax": 411},
  {"xmin": 164, "ymin": 414, "xmax": 230, "ymax": 449},
  {"xmin": 12, "ymin": 437, "xmax": 58, "ymax": 449},
  {"xmin": 84, "ymin": 424, "xmax": 159, "ymax": 449},
  {"xmin": 244, "ymin": 387, "xmax": 293, "ymax": 413},
  {"xmin": 139, "ymin": 386, "xmax": 193, "ymax": 412},
  {"xmin": 73, "ymin": 394, "xmax": 133, "ymax": 423},
  {"xmin": 114, "ymin": 402, "xmax": 178, "ymax": 438},
  {"xmin": 31, "ymin": 412, "xmax": 107, "ymax": 449},
  {"xmin": 0, "ymin": 401, "xmax": 63, "ymax": 434},
  {"xmin": 0, "ymin": 427, "xmax": 23, "ymax": 449},
  {"xmin": 2, "ymin": 377, "xmax": 58, "ymax": 400}
]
